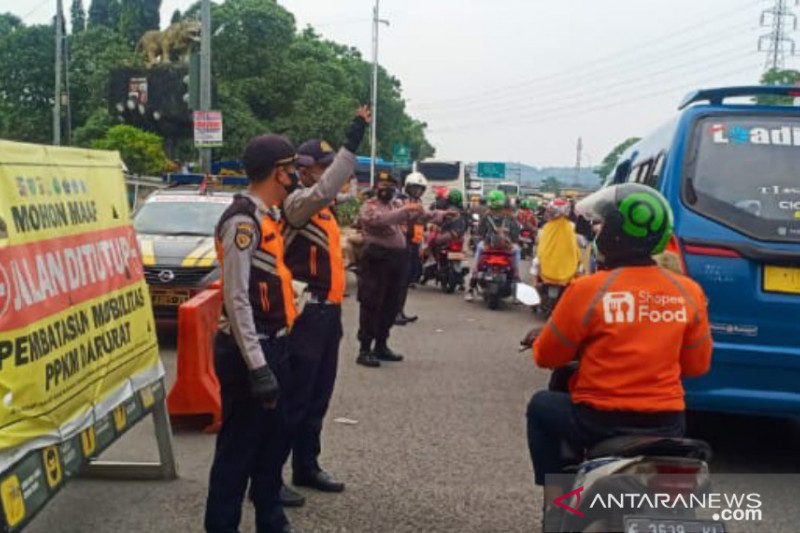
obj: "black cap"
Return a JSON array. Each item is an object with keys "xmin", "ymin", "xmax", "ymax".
[
  {"xmin": 242, "ymin": 135, "xmax": 297, "ymax": 182},
  {"xmin": 297, "ymin": 139, "xmax": 336, "ymax": 167}
]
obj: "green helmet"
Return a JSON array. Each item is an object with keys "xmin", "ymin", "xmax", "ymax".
[
  {"xmin": 487, "ymin": 190, "xmax": 507, "ymax": 210},
  {"xmin": 520, "ymin": 199, "xmax": 533, "ymax": 210},
  {"xmin": 448, "ymin": 189, "xmax": 463, "ymax": 208},
  {"xmin": 576, "ymin": 183, "xmax": 673, "ymax": 259}
]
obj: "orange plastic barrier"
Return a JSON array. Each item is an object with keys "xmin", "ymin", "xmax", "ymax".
[{"xmin": 167, "ymin": 288, "xmax": 223, "ymax": 432}]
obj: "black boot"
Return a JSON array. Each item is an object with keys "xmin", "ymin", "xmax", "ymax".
[
  {"xmin": 375, "ymin": 345, "xmax": 404, "ymax": 362},
  {"xmin": 356, "ymin": 349, "xmax": 381, "ymax": 367},
  {"xmin": 394, "ymin": 313, "xmax": 409, "ymax": 326}
]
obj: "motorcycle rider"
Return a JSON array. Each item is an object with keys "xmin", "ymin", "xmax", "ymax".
[
  {"xmin": 516, "ymin": 199, "xmax": 537, "ymax": 234},
  {"xmin": 522, "ymin": 184, "xmax": 713, "ymax": 512},
  {"xmin": 395, "ymin": 172, "xmax": 429, "ymax": 325},
  {"xmin": 465, "ymin": 189, "xmax": 521, "ymax": 301},
  {"xmin": 533, "ymin": 198, "xmax": 581, "ymax": 288},
  {"xmin": 420, "ymin": 189, "xmax": 469, "ymax": 289}
]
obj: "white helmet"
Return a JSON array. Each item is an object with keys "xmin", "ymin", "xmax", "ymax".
[{"xmin": 404, "ymin": 172, "xmax": 428, "ymax": 191}]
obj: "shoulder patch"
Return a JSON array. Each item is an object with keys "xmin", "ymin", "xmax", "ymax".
[{"xmin": 235, "ymin": 222, "xmax": 256, "ymax": 250}]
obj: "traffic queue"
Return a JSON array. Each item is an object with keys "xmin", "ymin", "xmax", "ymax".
[{"xmin": 126, "ymin": 98, "xmax": 722, "ymax": 533}]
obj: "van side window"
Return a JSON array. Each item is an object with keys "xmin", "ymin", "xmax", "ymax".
[{"xmin": 645, "ymin": 153, "xmax": 665, "ymax": 188}]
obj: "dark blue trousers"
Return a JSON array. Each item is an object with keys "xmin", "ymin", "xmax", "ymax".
[
  {"xmin": 205, "ymin": 333, "xmax": 290, "ymax": 533},
  {"xmin": 287, "ymin": 303, "xmax": 343, "ymax": 475},
  {"xmin": 526, "ymin": 390, "xmax": 685, "ymax": 486}
]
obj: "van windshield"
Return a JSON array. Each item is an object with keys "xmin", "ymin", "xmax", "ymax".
[{"xmin": 687, "ymin": 116, "xmax": 800, "ymax": 242}]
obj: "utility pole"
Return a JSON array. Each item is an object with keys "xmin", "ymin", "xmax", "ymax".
[
  {"xmin": 759, "ymin": 0, "xmax": 798, "ymax": 71},
  {"xmin": 370, "ymin": 0, "xmax": 389, "ymax": 187},
  {"xmin": 575, "ymin": 137, "xmax": 583, "ymax": 182},
  {"xmin": 199, "ymin": 0, "xmax": 212, "ymax": 174},
  {"xmin": 53, "ymin": 0, "xmax": 64, "ymax": 145}
]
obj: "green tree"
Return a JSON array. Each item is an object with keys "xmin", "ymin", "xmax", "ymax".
[
  {"xmin": 598, "ymin": 137, "xmax": 640, "ymax": 182},
  {"xmin": 0, "ymin": 23, "xmax": 55, "ymax": 144},
  {"xmin": 92, "ymin": 124, "xmax": 167, "ymax": 175},
  {"xmin": 88, "ymin": 0, "xmax": 120, "ymax": 29},
  {"xmin": 757, "ymin": 68, "xmax": 800, "ymax": 106},
  {"xmin": 73, "ymin": 108, "xmax": 115, "ymax": 146},
  {"xmin": 118, "ymin": 0, "xmax": 160, "ymax": 46},
  {"xmin": 70, "ymin": 0, "xmax": 86, "ymax": 33},
  {"xmin": 540, "ymin": 177, "xmax": 563, "ymax": 194},
  {"xmin": 0, "ymin": 12, "xmax": 23, "ymax": 36},
  {"xmin": 68, "ymin": 26, "xmax": 131, "ymax": 132},
  {"xmin": 170, "ymin": 9, "xmax": 182, "ymax": 25}
]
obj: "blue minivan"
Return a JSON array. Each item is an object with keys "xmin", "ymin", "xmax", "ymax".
[{"xmin": 608, "ymin": 86, "xmax": 800, "ymax": 417}]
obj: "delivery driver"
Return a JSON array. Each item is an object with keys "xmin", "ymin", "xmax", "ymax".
[
  {"xmin": 205, "ymin": 135, "xmax": 303, "ymax": 533},
  {"xmin": 277, "ymin": 106, "xmax": 371, "ymax": 506},
  {"xmin": 522, "ymin": 184, "xmax": 713, "ymax": 520}
]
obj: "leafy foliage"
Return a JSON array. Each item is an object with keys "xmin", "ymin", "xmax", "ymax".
[
  {"xmin": 0, "ymin": 0, "xmax": 434, "ymax": 172},
  {"xmin": 70, "ymin": 0, "xmax": 86, "ymax": 33},
  {"xmin": 91, "ymin": 124, "xmax": 167, "ymax": 175},
  {"xmin": 598, "ymin": 137, "xmax": 640, "ymax": 182},
  {"xmin": 757, "ymin": 68, "xmax": 800, "ymax": 106}
]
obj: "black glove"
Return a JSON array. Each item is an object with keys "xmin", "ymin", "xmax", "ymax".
[
  {"xmin": 249, "ymin": 365, "xmax": 280, "ymax": 405},
  {"xmin": 343, "ymin": 115, "xmax": 368, "ymax": 153}
]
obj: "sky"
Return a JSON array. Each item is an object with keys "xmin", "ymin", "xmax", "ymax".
[{"xmin": 8, "ymin": 0, "xmax": 793, "ymax": 167}]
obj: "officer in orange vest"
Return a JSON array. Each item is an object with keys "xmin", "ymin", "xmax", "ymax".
[
  {"xmin": 205, "ymin": 135, "xmax": 303, "ymax": 533},
  {"xmin": 277, "ymin": 106, "xmax": 371, "ymax": 505}
]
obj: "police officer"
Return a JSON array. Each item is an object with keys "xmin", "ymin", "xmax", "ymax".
[
  {"xmin": 355, "ymin": 172, "xmax": 424, "ymax": 367},
  {"xmin": 278, "ymin": 106, "xmax": 371, "ymax": 505},
  {"xmin": 205, "ymin": 135, "xmax": 303, "ymax": 533}
]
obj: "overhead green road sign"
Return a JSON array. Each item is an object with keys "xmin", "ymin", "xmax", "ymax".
[
  {"xmin": 477, "ymin": 162, "xmax": 506, "ymax": 179},
  {"xmin": 393, "ymin": 143, "xmax": 411, "ymax": 167}
]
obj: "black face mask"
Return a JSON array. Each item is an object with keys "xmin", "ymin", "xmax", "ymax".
[
  {"xmin": 281, "ymin": 169, "xmax": 300, "ymax": 193},
  {"xmin": 377, "ymin": 189, "xmax": 395, "ymax": 204}
]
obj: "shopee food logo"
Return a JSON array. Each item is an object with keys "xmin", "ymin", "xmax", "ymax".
[{"xmin": 602, "ymin": 291, "xmax": 688, "ymax": 324}]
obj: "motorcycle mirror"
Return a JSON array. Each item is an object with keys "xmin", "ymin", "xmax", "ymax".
[{"xmin": 515, "ymin": 283, "xmax": 541, "ymax": 307}]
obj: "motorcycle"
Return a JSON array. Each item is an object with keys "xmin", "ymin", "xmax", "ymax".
[
  {"xmin": 476, "ymin": 246, "xmax": 515, "ymax": 310},
  {"xmin": 529, "ymin": 258, "xmax": 570, "ymax": 317},
  {"xmin": 519, "ymin": 227, "xmax": 535, "ymax": 260},
  {"xmin": 545, "ymin": 365, "xmax": 717, "ymax": 533},
  {"xmin": 421, "ymin": 236, "xmax": 469, "ymax": 294}
]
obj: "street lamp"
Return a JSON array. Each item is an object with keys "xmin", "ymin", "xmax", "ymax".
[{"xmin": 370, "ymin": 0, "xmax": 390, "ymax": 187}]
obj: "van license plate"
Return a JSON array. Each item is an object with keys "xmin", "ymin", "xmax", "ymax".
[
  {"xmin": 764, "ymin": 265, "xmax": 800, "ymax": 295},
  {"xmin": 624, "ymin": 517, "xmax": 725, "ymax": 533}
]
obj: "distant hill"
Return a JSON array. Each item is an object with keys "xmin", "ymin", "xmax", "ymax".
[{"xmin": 468, "ymin": 162, "xmax": 600, "ymax": 190}]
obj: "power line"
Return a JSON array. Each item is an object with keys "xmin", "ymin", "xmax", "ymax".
[
  {"xmin": 428, "ymin": 58, "xmax": 761, "ymax": 134},
  {"xmin": 420, "ymin": 37, "xmax": 756, "ymax": 118},
  {"xmin": 413, "ymin": 0, "xmax": 763, "ymax": 108},
  {"xmin": 416, "ymin": 19, "xmax": 756, "ymax": 112},
  {"xmin": 426, "ymin": 48, "xmax": 757, "ymax": 128}
]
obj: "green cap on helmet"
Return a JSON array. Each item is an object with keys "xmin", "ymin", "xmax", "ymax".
[
  {"xmin": 487, "ymin": 190, "xmax": 507, "ymax": 210},
  {"xmin": 448, "ymin": 189, "xmax": 463, "ymax": 208},
  {"xmin": 576, "ymin": 183, "xmax": 673, "ymax": 258}
]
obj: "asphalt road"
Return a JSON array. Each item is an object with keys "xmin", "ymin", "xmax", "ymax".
[{"xmin": 26, "ymin": 275, "xmax": 800, "ymax": 533}]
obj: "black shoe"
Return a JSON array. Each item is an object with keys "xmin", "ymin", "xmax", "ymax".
[
  {"xmin": 293, "ymin": 470, "xmax": 345, "ymax": 493},
  {"xmin": 402, "ymin": 313, "xmax": 418, "ymax": 323},
  {"xmin": 279, "ymin": 484, "xmax": 306, "ymax": 508},
  {"xmin": 356, "ymin": 350, "xmax": 381, "ymax": 367},
  {"xmin": 375, "ymin": 347, "xmax": 404, "ymax": 362},
  {"xmin": 394, "ymin": 314, "xmax": 409, "ymax": 326},
  {"xmin": 281, "ymin": 524, "xmax": 306, "ymax": 533}
]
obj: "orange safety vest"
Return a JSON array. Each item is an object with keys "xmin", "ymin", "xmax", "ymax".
[
  {"xmin": 215, "ymin": 195, "xmax": 297, "ymax": 335},
  {"xmin": 282, "ymin": 206, "xmax": 345, "ymax": 304}
]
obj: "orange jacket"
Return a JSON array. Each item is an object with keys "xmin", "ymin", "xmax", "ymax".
[{"xmin": 532, "ymin": 266, "xmax": 713, "ymax": 412}]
